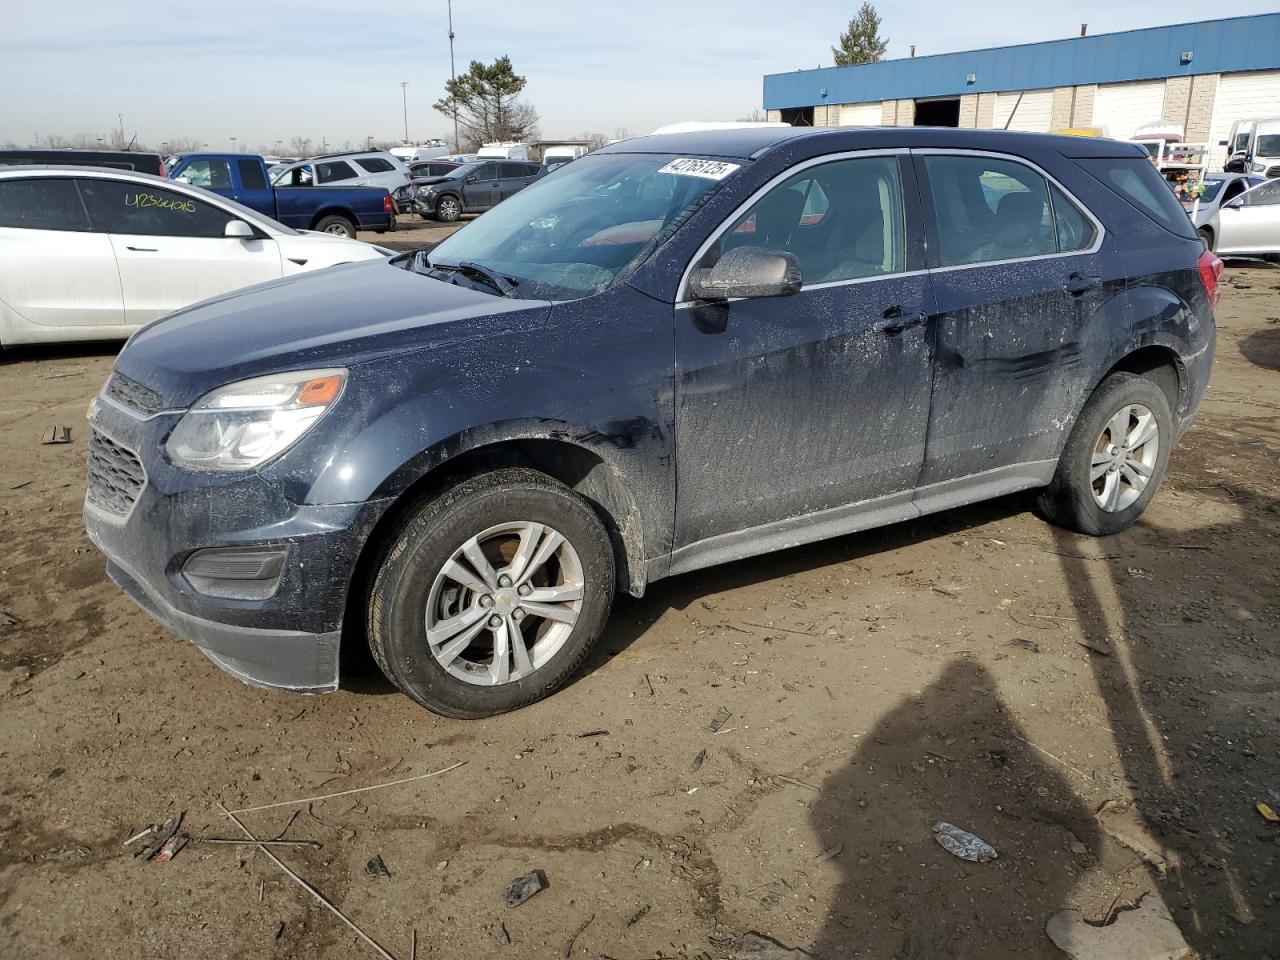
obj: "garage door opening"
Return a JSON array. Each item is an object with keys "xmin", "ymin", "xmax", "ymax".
[
  {"xmin": 914, "ymin": 98, "xmax": 960, "ymax": 127},
  {"xmin": 780, "ymin": 107, "xmax": 814, "ymax": 127}
]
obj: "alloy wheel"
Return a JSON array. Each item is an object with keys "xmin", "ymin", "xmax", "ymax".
[
  {"xmin": 1090, "ymin": 403, "xmax": 1159, "ymax": 512},
  {"xmin": 425, "ymin": 521, "xmax": 584, "ymax": 686}
]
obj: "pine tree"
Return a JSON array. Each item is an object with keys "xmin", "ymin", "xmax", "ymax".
[{"xmin": 833, "ymin": 3, "xmax": 888, "ymax": 66}]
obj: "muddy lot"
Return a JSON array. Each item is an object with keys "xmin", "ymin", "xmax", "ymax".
[{"xmin": 1, "ymin": 268, "xmax": 1278, "ymax": 960}]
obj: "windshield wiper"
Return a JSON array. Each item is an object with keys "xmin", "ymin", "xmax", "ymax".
[{"xmin": 453, "ymin": 260, "xmax": 518, "ymax": 298}]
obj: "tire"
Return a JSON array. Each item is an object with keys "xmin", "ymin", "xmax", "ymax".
[
  {"xmin": 435, "ymin": 194, "xmax": 462, "ymax": 222},
  {"xmin": 1198, "ymin": 226, "xmax": 1214, "ymax": 251},
  {"xmin": 1036, "ymin": 372, "xmax": 1173, "ymax": 536},
  {"xmin": 368, "ymin": 468, "xmax": 615, "ymax": 718},
  {"xmin": 314, "ymin": 214, "xmax": 356, "ymax": 239}
]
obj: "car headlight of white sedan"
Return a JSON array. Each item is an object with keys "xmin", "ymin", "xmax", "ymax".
[{"xmin": 166, "ymin": 369, "xmax": 346, "ymax": 471}]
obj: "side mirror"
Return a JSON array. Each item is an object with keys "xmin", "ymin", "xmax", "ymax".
[
  {"xmin": 224, "ymin": 220, "xmax": 255, "ymax": 239},
  {"xmin": 688, "ymin": 246, "xmax": 803, "ymax": 301},
  {"xmin": 465, "ymin": 175, "xmax": 478, "ymax": 183}
]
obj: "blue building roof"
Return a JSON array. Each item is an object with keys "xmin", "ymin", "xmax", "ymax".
[{"xmin": 763, "ymin": 14, "xmax": 1280, "ymax": 109}]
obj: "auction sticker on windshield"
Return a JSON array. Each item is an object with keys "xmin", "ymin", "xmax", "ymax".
[{"xmin": 658, "ymin": 158, "xmax": 741, "ymax": 180}]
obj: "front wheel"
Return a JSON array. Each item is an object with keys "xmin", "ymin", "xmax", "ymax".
[
  {"xmin": 1198, "ymin": 226, "xmax": 1215, "ymax": 251},
  {"xmin": 314, "ymin": 214, "xmax": 356, "ymax": 239},
  {"xmin": 1036, "ymin": 372, "xmax": 1173, "ymax": 536},
  {"xmin": 435, "ymin": 194, "xmax": 462, "ymax": 222},
  {"xmin": 368, "ymin": 469, "xmax": 615, "ymax": 718}
]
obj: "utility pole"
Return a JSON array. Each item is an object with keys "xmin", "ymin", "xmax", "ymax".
[
  {"xmin": 401, "ymin": 81, "xmax": 409, "ymax": 144},
  {"xmin": 231, "ymin": 136, "xmax": 237, "ymax": 153},
  {"xmin": 447, "ymin": 0, "xmax": 459, "ymax": 150}
]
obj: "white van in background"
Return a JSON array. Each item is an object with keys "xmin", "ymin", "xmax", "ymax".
[
  {"xmin": 1224, "ymin": 118, "xmax": 1280, "ymax": 178},
  {"xmin": 542, "ymin": 144, "xmax": 589, "ymax": 169},
  {"xmin": 478, "ymin": 142, "xmax": 530, "ymax": 161},
  {"xmin": 390, "ymin": 141, "xmax": 451, "ymax": 163}
]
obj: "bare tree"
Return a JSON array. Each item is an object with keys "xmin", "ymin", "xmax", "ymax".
[
  {"xmin": 289, "ymin": 136, "xmax": 313, "ymax": 157},
  {"xmin": 737, "ymin": 109, "xmax": 766, "ymax": 122},
  {"xmin": 576, "ymin": 131, "xmax": 609, "ymax": 150}
]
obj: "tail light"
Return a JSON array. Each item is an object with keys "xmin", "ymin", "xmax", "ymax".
[
  {"xmin": 159, "ymin": 161, "xmax": 168, "ymax": 177},
  {"xmin": 384, "ymin": 194, "xmax": 393, "ymax": 213},
  {"xmin": 1196, "ymin": 249, "xmax": 1223, "ymax": 308}
]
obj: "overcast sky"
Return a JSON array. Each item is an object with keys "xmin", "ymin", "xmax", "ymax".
[{"xmin": 2, "ymin": 1, "xmax": 1275, "ymax": 150}]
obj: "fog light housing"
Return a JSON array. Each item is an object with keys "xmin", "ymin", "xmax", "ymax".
[{"xmin": 183, "ymin": 546, "xmax": 289, "ymax": 600}]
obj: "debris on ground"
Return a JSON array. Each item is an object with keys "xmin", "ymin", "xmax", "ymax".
[
  {"xmin": 1257, "ymin": 801, "xmax": 1279, "ymax": 823},
  {"xmin": 152, "ymin": 833, "xmax": 187, "ymax": 863},
  {"xmin": 1046, "ymin": 892, "xmax": 1192, "ymax": 960},
  {"xmin": 932, "ymin": 821, "xmax": 998, "ymax": 862},
  {"xmin": 1096, "ymin": 800, "xmax": 1175, "ymax": 874},
  {"xmin": 136, "ymin": 812, "xmax": 185, "ymax": 862},
  {"xmin": 491, "ymin": 921, "xmax": 511, "ymax": 945},
  {"xmin": 710, "ymin": 707, "xmax": 732, "ymax": 732},
  {"xmin": 273, "ymin": 920, "xmax": 285, "ymax": 940},
  {"xmin": 365, "ymin": 854, "xmax": 390, "ymax": 879},
  {"xmin": 735, "ymin": 931, "xmax": 814, "ymax": 958},
  {"xmin": 625, "ymin": 905, "xmax": 650, "ymax": 927},
  {"xmin": 576, "ymin": 729, "xmax": 609, "ymax": 738},
  {"xmin": 40, "ymin": 425, "xmax": 72, "ymax": 444},
  {"xmin": 0, "ymin": 610, "xmax": 21, "ymax": 627},
  {"xmin": 505, "ymin": 869, "xmax": 549, "ymax": 907},
  {"xmin": 690, "ymin": 749, "xmax": 706, "ymax": 772},
  {"xmin": 562, "ymin": 913, "xmax": 593, "ymax": 958},
  {"xmin": 1076, "ymin": 635, "xmax": 1115, "ymax": 656},
  {"xmin": 814, "ymin": 842, "xmax": 844, "ymax": 864},
  {"xmin": 1010, "ymin": 637, "xmax": 1041, "ymax": 653}
]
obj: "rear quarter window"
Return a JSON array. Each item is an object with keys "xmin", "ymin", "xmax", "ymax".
[{"xmin": 1078, "ymin": 157, "xmax": 1197, "ymax": 239}]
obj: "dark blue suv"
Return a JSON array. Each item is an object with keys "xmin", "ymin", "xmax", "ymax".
[{"xmin": 85, "ymin": 127, "xmax": 1219, "ymax": 717}]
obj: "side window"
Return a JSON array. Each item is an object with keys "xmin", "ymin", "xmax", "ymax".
[
  {"xmin": 1050, "ymin": 184, "xmax": 1095, "ymax": 251},
  {"xmin": 237, "ymin": 159, "xmax": 267, "ymax": 190},
  {"xmin": 316, "ymin": 160, "xmax": 358, "ymax": 182},
  {"xmin": 277, "ymin": 165, "xmax": 314, "ymax": 187},
  {"xmin": 1233, "ymin": 131, "xmax": 1251, "ymax": 153},
  {"xmin": 176, "ymin": 159, "xmax": 232, "ymax": 190},
  {"xmin": 355, "ymin": 157, "xmax": 396, "ymax": 173},
  {"xmin": 79, "ymin": 179, "xmax": 234, "ymax": 237},
  {"xmin": 0, "ymin": 178, "xmax": 91, "ymax": 231},
  {"xmin": 924, "ymin": 155, "xmax": 1057, "ymax": 266},
  {"xmin": 472, "ymin": 163, "xmax": 499, "ymax": 181},
  {"xmin": 1243, "ymin": 180, "xmax": 1280, "ymax": 206},
  {"xmin": 1079, "ymin": 157, "xmax": 1198, "ymax": 239},
  {"xmin": 709, "ymin": 155, "xmax": 906, "ymax": 285}
]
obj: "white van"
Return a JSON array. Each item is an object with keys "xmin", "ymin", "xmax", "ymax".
[
  {"xmin": 390, "ymin": 142, "xmax": 451, "ymax": 163},
  {"xmin": 542, "ymin": 144, "xmax": 588, "ymax": 169},
  {"xmin": 478, "ymin": 142, "xmax": 530, "ymax": 161},
  {"xmin": 1224, "ymin": 118, "xmax": 1280, "ymax": 178}
]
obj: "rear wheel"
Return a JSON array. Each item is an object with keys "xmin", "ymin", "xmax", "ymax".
[
  {"xmin": 368, "ymin": 469, "xmax": 615, "ymax": 718},
  {"xmin": 1036, "ymin": 372, "xmax": 1173, "ymax": 536},
  {"xmin": 315, "ymin": 214, "xmax": 356, "ymax": 239},
  {"xmin": 435, "ymin": 194, "xmax": 462, "ymax": 222}
]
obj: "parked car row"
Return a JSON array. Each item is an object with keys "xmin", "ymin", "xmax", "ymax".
[{"xmin": 408, "ymin": 159, "xmax": 546, "ymax": 221}]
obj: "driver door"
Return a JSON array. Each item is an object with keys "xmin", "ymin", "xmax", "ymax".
[
  {"xmin": 462, "ymin": 163, "xmax": 501, "ymax": 211},
  {"xmin": 78, "ymin": 178, "xmax": 283, "ymax": 325},
  {"xmin": 1216, "ymin": 179, "xmax": 1280, "ymax": 254},
  {"xmin": 671, "ymin": 153, "xmax": 936, "ymax": 568}
]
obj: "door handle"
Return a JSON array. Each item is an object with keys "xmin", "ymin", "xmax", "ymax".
[
  {"xmin": 1063, "ymin": 273, "xmax": 1102, "ymax": 296},
  {"xmin": 877, "ymin": 307, "xmax": 927, "ymax": 335},
  {"xmin": 126, "ymin": 246, "xmax": 158, "ymax": 252}
]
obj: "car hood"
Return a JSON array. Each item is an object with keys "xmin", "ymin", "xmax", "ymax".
[
  {"xmin": 113, "ymin": 258, "xmax": 551, "ymax": 407},
  {"xmin": 410, "ymin": 175, "xmax": 457, "ymax": 187},
  {"xmin": 277, "ymin": 231, "xmax": 388, "ymax": 262}
]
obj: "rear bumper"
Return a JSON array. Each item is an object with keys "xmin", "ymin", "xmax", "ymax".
[{"xmin": 106, "ymin": 552, "xmax": 341, "ymax": 693}]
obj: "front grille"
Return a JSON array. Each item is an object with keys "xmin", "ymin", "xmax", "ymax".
[
  {"xmin": 87, "ymin": 430, "xmax": 146, "ymax": 518},
  {"xmin": 104, "ymin": 372, "xmax": 165, "ymax": 416}
]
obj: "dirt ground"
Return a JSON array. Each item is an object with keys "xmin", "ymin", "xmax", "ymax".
[{"xmin": 1, "ymin": 266, "xmax": 1278, "ymax": 960}]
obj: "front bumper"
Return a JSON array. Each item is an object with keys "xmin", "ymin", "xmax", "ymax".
[{"xmin": 84, "ymin": 393, "xmax": 392, "ymax": 693}]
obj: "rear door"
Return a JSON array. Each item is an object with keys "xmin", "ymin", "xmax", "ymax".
[
  {"xmin": 1216, "ymin": 178, "xmax": 1280, "ymax": 254},
  {"xmin": 78, "ymin": 178, "xmax": 283, "ymax": 325},
  {"xmin": 0, "ymin": 177, "xmax": 124, "ymax": 329},
  {"xmin": 913, "ymin": 150, "xmax": 1116, "ymax": 491},
  {"xmin": 233, "ymin": 158, "xmax": 276, "ymax": 216}
]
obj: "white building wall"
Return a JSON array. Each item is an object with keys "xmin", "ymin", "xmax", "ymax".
[
  {"xmin": 839, "ymin": 102, "xmax": 883, "ymax": 126},
  {"xmin": 1091, "ymin": 80, "xmax": 1166, "ymax": 139},
  {"xmin": 993, "ymin": 89, "xmax": 1053, "ymax": 131}
]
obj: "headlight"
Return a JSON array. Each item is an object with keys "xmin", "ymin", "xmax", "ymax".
[
  {"xmin": 165, "ymin": 369, "xmax": 346, "ymax": 472},
  {"xmin": 416, "ymin": 185, "xmax": 435, "ymax": 197}
]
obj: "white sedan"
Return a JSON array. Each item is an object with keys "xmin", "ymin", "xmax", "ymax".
[
  {"xmin": 1209, "ymin": 177, "xmax": 1280, "ymax": 258},
  {"xmin": 0, "ymin": 167, "xmax": 391, "ymax": 346}
]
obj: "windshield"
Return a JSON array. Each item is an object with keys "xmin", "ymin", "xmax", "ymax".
[
  {"xmin": 1256, "ymin": 134, "xmax": 1280, "ymax": 157},
  {"xmin": 1199, "ymin": 179, "xmax": 1225, "ymax": 202},
  {"xmin": 426, "ymin": 152, "xmax": 739, "ymax": 300}
]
